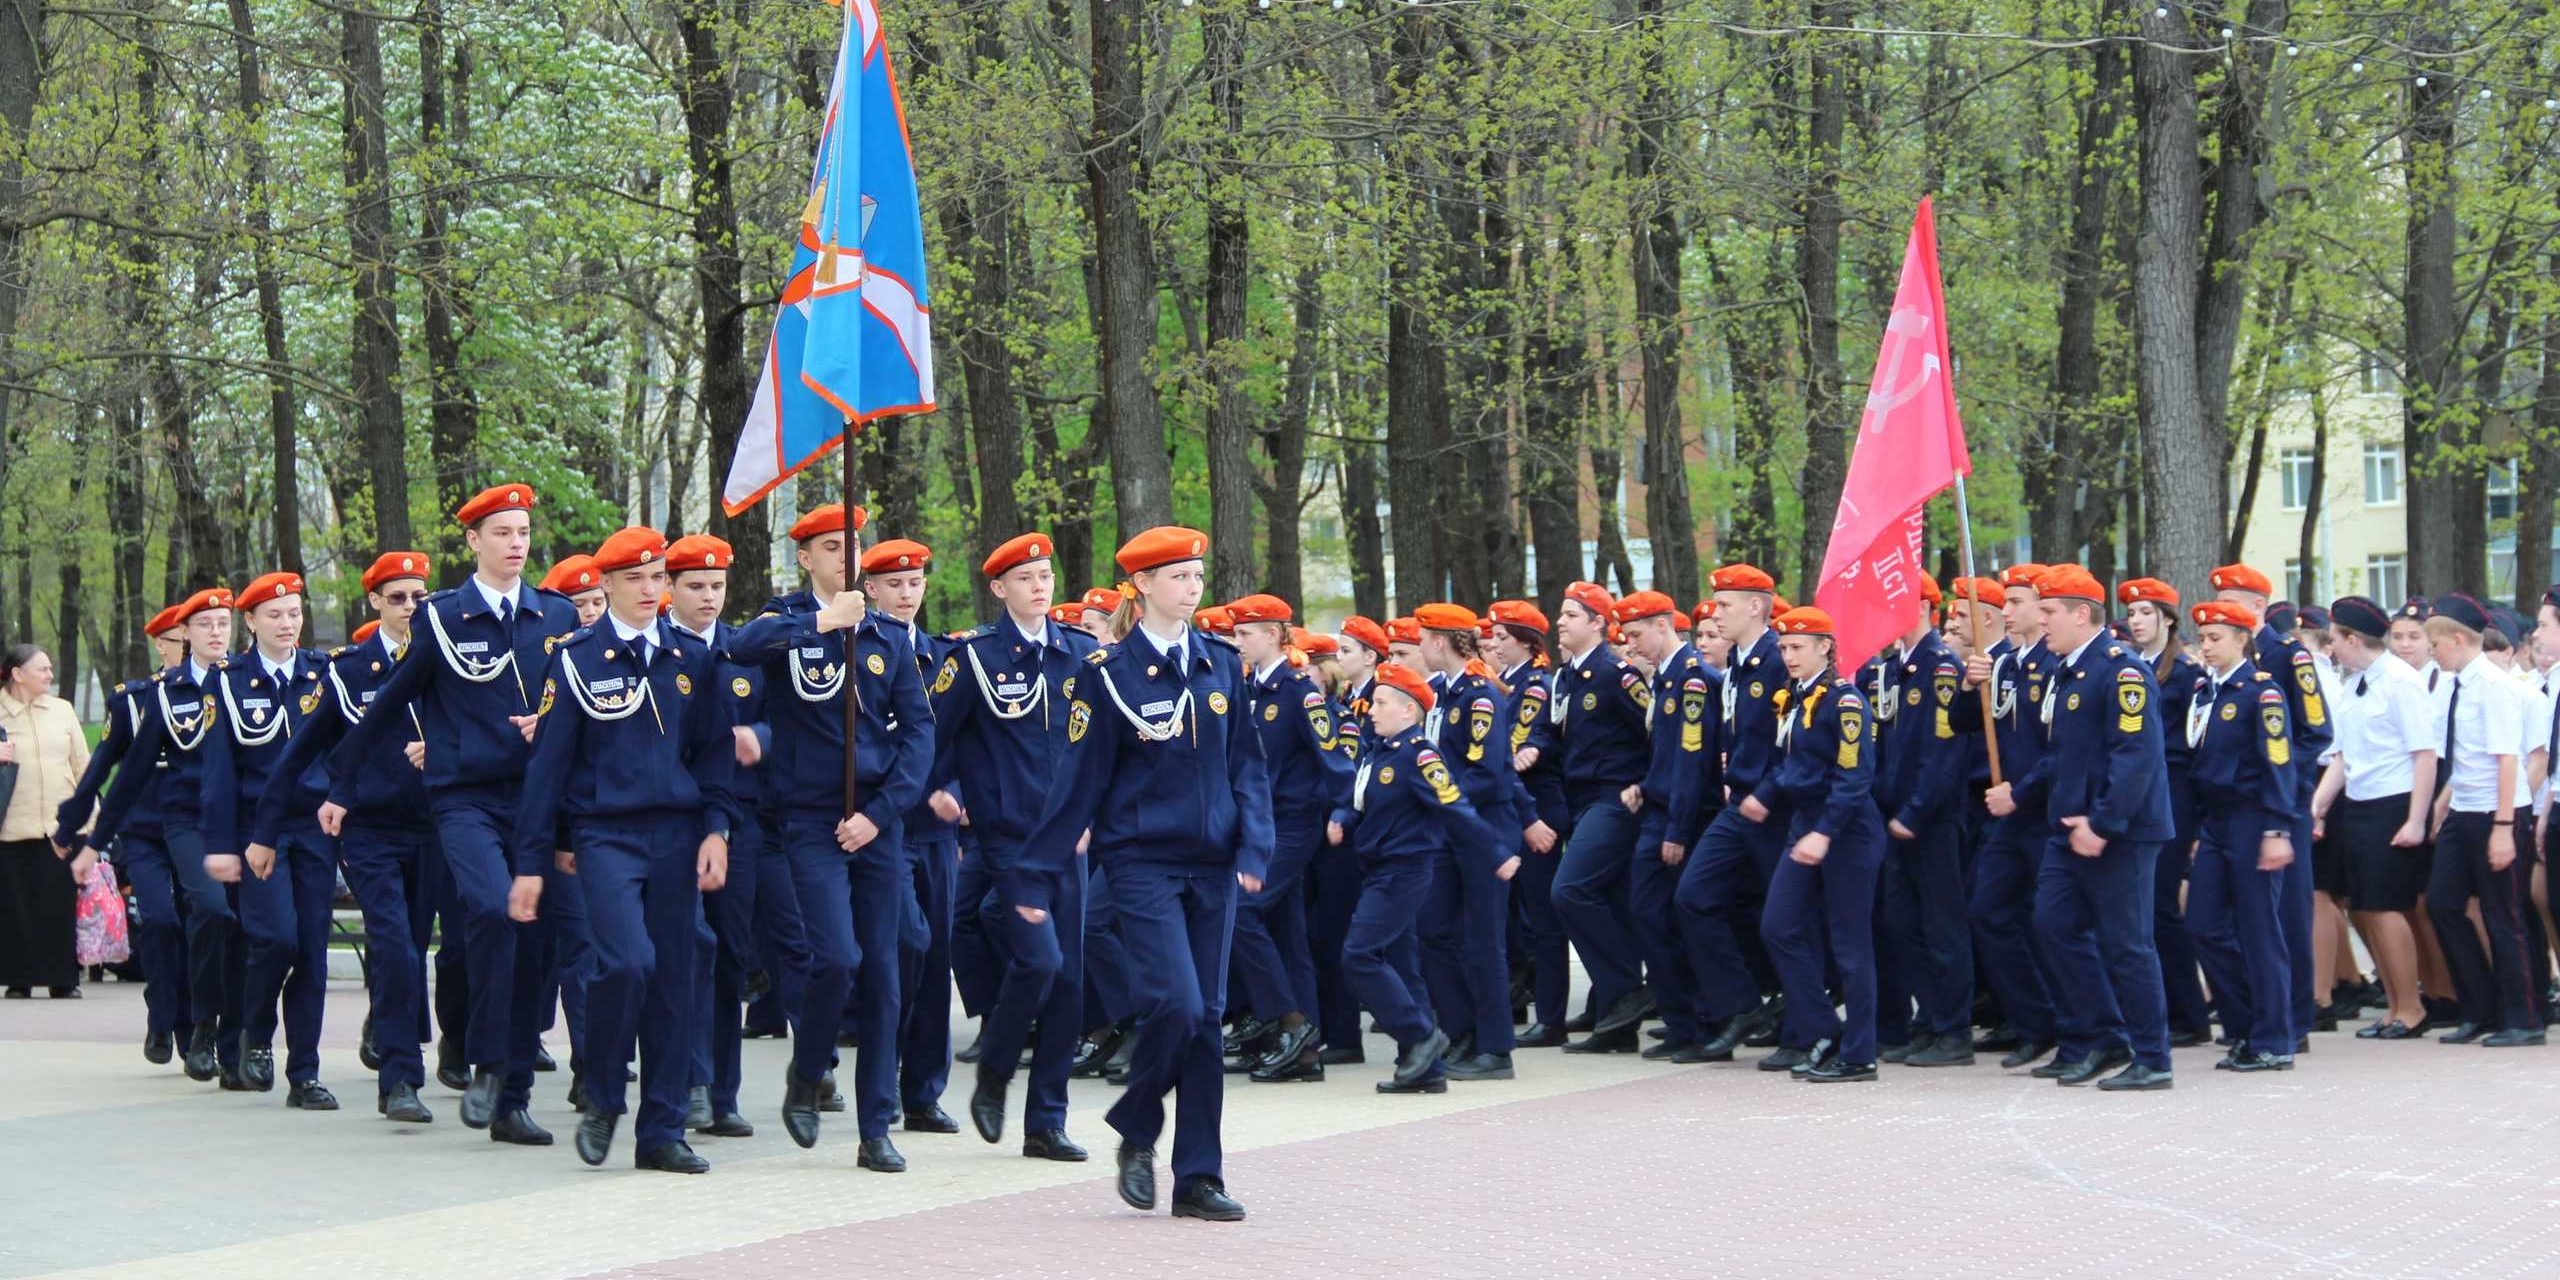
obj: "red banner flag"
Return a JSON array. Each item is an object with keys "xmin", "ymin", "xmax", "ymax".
[{"xmin": 1814, "ymin": 198, "xmax": 1974, "ymax": 675}]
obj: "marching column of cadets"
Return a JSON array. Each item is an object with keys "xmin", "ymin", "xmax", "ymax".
[{"xmin": 55, "ymin": 493, "xmax": 2560, "ymax": 1205}]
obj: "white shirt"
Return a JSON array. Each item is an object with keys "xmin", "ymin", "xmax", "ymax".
[
  {"xmin": 2332, "ymin": 652, "xmax": 2436, "ymax": 802},
  {"xmin": 608, "ymin": 614, "xmax": 665, "ymax": 665},
  {"xmin": 2447, "ymin": 654, "xmax": 2524, "ymax": 813},
  {"xmin": 1135, "ymin": 621, "xmax": 1189, "ymax": 669},
  {"xmin": 667, "ymin": 618, "xmax": 715, "ymax": 645},
  {"xmin": 1012, "ymin": 616, "xmax": 1050, "ymax": 649},
  {"xmin": 256, "ymin": 647, "xmax": 295, "ymax": 687},
  {"xmin": 473, "ymin": 575, "xmax": 523, "ymax": 617}
]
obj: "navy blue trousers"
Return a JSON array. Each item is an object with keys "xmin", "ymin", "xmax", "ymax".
[
  {"xmin": 1421, "ymin": 810, "xmax": 1515, "ymax": 1054},
  {"xmin": 428, "ymin": 789, "xmax": 546, "ymax": 1109},
  {"xmin": 1629, "ymin": 809, "xmax": 1703, "ymax": 1043},
  {"xmin": 1344, "ymin": 858, "xmax": 1437, "ymax": 1053},
  {"xmin": 2187, "ymin": 814, "xmax": 2291, "ymax": 1054},
  {"xmin": 1306, "ymin": 843, "xmax": 1363, "ymax": 1050},
  {"xmin": 338, "ymin": 821, "xmax": 438, "ymax": 1094},
  {"xmin": 901, "ymin": 834, "xmax": 958, "ymax": 1110},
  {"xmin": 2154, "ymin": 838, "xmax": 2213, "ymax": 1036},
  {"xmin": 979, "ymin": 849, "xmax": 1086, "ymax": 1133},
  {"xmin": 1552, "ymin": 797, "xmax": 1643, "ymax": 1012},
  {"xmin": 1878, "ymin": 814, "xmax": 1972, "ymax": 1041},
  {"xmin": 1967, "ymin": 814, "xmax": 2057, "ymax": 1043},
  {"xmin": 1762, "ymin": 812, "xmax": 1884, "ymax": 1063},
  {"xmin": 784, "ymin": 816, "xmax": 911, "ymax": 1139},
  {"xmin": 951, "ymin": 840, "xmax": 1003, "ymax": 1019},
  {"xmin": 2280, "ymin": 774, "xmax": 2319, "ymax": 1040},
  {"xmin": 572, "ymin": 821, "xmax": 700, "ymax": 1152},
  {"xmin": 118, "ymin": 829, "xmax": 216, "ymax": 1038},
  {"xmin": 1083, "ymin": 862, "xmax": 1133, "ymax": 1028},
  {"xmin": 1510, "ymin": 798, "xmax": 1573, "ymax": 1029},
  {"xmin": 2033, "ymin": 834, "xmax": 2170, "ymax": 1070},
  {"xmin": 1231, "ymin": 819, "xmax": 1323, "ymax": 1025},
  {"xmin": 1102, "ymin": 861, "xmax": 1236, "ymax": 1191},
  {"xmin": 1674, "ymin": 805, "xmax": 1783, "ymax": 1026},
  {"xmin": 238, "ymin": 824, "xmax": 337, "ymax": 1084}
]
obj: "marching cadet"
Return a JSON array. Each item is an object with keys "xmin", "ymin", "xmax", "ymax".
[
  {"xmin": 857, "ymin": 538, "xmax": 964, "ymax": 1135},
  {"xmin": 1069, "ymin": 588, "xmax": 1120, "ymax": 642},
  {"xmin": 1330, "ymin": 662, "xmax": 1516, "ymax": 1095},
  {"xmin": 1754, "ymin": 607, "xmax": 1883, "ymax": 1082},
  {"xmin": 2420, "ymin": 594, "xmax": 2545, "ymax": 1046},
  {"xmin": 1225, "ymin": 594, "xmax": 1350, "ymax": 1082},
  {"xmin": 1961, "ymin": 565, "xmax": 2062, "ymax": 1067},
  {"xmin": 1547, "ymin": 582, "xmax": 1655, "ymax": 1052},
  {"xmin": 2211, "ymin": 564, "xmax": 2332, "ymax": 1050},
  {"xmin": 1607, "ymin": 592, "xmax": 1721, "ymax": 1062},
  {"xmin": 199, "ymin": 572, "xmax": 333, "ymax": 1106},
  {"xmin": 2119, "ymin": 578, "xmax": 2214, "ymax": 1046},
  {"xmin": 1673, "ymin": 564, "xmax": 1788, "ymax": 1059},
  {"xmin": 1872, "ymin": 576, "xmax": 1974, "ymax": 1068},
  {"xmin": 321, "ymin": 484, "xmax": 580, "ymax": 1143},
  {"xmin": 543, "ymin": 556, "xmax": 608, "ymax": 628},
  {"xmin": 248, "ymin": 552, "xmax": 440, "ymax": 1122},
  {"xmin": 2313, "ymin": 596, "xmax": 2440, "ymax": 1039},
  {"xmin": 56, "ymin": 603, "xmax": 189, "ymax": 1063},
  {"xmin": 2017, "ymin": 565, "xmax": 2177, "ymax": 1091},
  {"xmin": 2182, "ymin": 601, "xmax": 2300, "ymax": 1071},
  {"xmin": 937, "ymin": 532, "xmax": 1100, "ymax": 1158},
  {"xmin": 1692, "ymin": 601, "xmax": 1728, "ymax": 668},
  {"xmin": 1484, "ymin": 602, "xmax": 1569, "ymax": 1045},
  {"xmin": 1311, "ymin": 615, "xmax": 1393, "ymax": 1062},
  {"xmin": 1412, "ymin": 602, "xmax": 1533, "ymax": 1077},
  {"xmin": 59, "ymin": 588, "xmax": 238, "ymax": 1083},
  {"xmin": 732, "ymin": 503, "xmax": 935, "ymax": 1173},
  {"xmin": 1018, "ymin": 527, "xmax": 1271, "ymax": 1223},
  {"xmin": 511, "ymin": 527, "xmax": 737, "ymax": 1173},
  {"xmin": 1387, "ymin": 616, "xmax": 1424, "ymax": 668}
]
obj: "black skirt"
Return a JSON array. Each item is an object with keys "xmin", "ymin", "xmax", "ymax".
[{"xmin": 0, "ymin": 837, "xmax": 79, "ymax": 988}]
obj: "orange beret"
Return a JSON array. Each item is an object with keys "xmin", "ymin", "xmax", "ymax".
[
  {"xmin": 1340, "ymin": 616, "xmax": 1391, "ymax": 657},
  {"xmin": 1077, "ymin": 587, "xmax": 1122, "ymax": 616},
  {"xmin": 1046, "ymin": 604, "xmax": 1083, "ymax": 626},
  {"xmin": 145, "ymin": 604, "xmax": 186, "ymax": 637},
  {"xmin": 981, "ymin": 532, "xmax": 1055, "ymax": 579},
  {"xmin": 1772, "ymin": 605, "xmax": 1834, "ymax": 637},
  {"xmin": 2118, "ymin": 577, "xmax": 2179, "ymax": 609},
  {"xmin": 787, "ymin": 504, "xmax": 866, "ymax": 542},
  {"xmin": 1917, "ymin": 573, "xmax": 1943, "ymax": 606},
  {"xmin": 861, "ymin": 539, "xmax": 933, "ymax": 575},
  {"xmin": 1608, "ymin": 623, "xmax": 1627, "ymax": 646},
  {"xmin": 455, "ymin": 483, "xmax": 536, "ymax": 527},
  {"xmin": 1710, "ymin": 563, "xmax": 1776, "ymax": 594},
  {"xmin": 1414, "ymin": 602, "xmax": 1479, "ymax": 632},
  {"xmin": 591, "ymin": 527, "xmax": 670, "ymax": 575},
  {"xmin": 1116, "ymin": 526, "xmax": 1208, "ymax": 575},
  {"xmin": 2190, "ymin": 601, "xmax": 2258, "ymax": 631},
  {"xmin": 351, "ymin": 620, "xmax": 381, "ymax": 645},
  {"xmin": 237, "ymin": 572, "xmax": 304, "ymax": 611},
  {"xmin": 1296, "ymin": 629, "xmax": 1338, "ymax": 658},
  {"xmin": 174, "ymin": 586, "xmax": 234, "ymax": 623},
  {"xmin": 1561, "ymin": 581, "xmax": 1614, "ymax": 624},
  {"xmin": 1488, "ymin": 600, "xmax": 1550, "ymax": 636},
  {"xmin": 1997, "ymin": 563, "xmax": 2048, "ymax": 591},
  {"xmin": 1951, "ymin": 576, "xmax": 2005, "ymax": 607},
  {"xmin": 1611, "ymin": 590, "xmax": 1678, "ymax": 624},
  {"xmin": 1773, "ymin": 596, "xmax": 1793, "ymax": 615},
  {"xmin": 1387, "ymin": 616, "xmax": 1422, "ymax": 646},
  {"xmin": 2209, "ymin": 563, "xmax": 2273, "ymax": 596},
  {"xmin": 1373, "ymin": 662, "xmax": 1435, "ymax": 713},
  {"xmin": 666, "ymin": 534, "xmax": 734, "ymax": 575},
  {"xmin": 2037, "ymin": 564, "xmax": 2105, "ymax": 604},
  {"xmin": 540, "ymin": 555, "xmax": 602, "ymax": 596},
  {"xmin": 1227, "ymin": 594, "xmax": 1294, "ymax": 626},
  {"xmin": 1195, "ymin": 606, "xmax": 1236, "ymax": 636},
  {"xmin": 1692, "ymin": 599, "xmax": 1717, "ymax": 624},
  {"xmin": 362, "ymin": 552, "xmax": 430, "ymax": 594}
]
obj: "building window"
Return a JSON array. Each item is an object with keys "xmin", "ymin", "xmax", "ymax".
[
  {"xmin": 2285, "ymin": 559, "xmax": 2312, "ymax": 604},
  {"xmin": 2359, "ymin": 355, "xmax": 2398, "ymax": 396},
  {"xmin": 2278, "ymin": 447, "xmax": 2315, "ymax": 511},
  {"xmin": 2367, "ymin": 555, "xmax": 2407, "ymax": 610},
  {"xmin": 2363, "ymin": 443, "xmax": 2402, "ymax": 506},
  {"xmin": 2489, "ymin": 459, "xmax": 2519, "ymax": 522},
  {"xmin": 2491, "ymin": 548, "xmax": 2517, "ymax": 599}
]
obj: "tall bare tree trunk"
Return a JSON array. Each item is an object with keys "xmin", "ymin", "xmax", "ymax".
[
  {"xmin": 419, "ymin": 4, "xmax": 479, "ymax": 571},
  {"xmin": 2029, "ymin": 32, "xmax": 2127, "ymax": 564},
  {"xmin": 1201, "ymin": 7, "xmax": 1256, "ymax": 593},
  {"xmin": 1340, "ymin": 423, "xmax": 1388, "ymax": 619},
  {"xmin": 1258, "ymin": 265, "xmax": 1321, "ymax": 608},
  {"xmin": 2193, "ymin": 0, "xmax": 2291, "ymax": 448},
  {"xmin": 675, "ymin": 0, "xmax": 767, "ymax": 602},
  {"xmin": 1381, "ymin": 12, "xmax": 1445, "ymax": 610},
  {"xmin": 2402, "ymin": 34, "xmax": 2473, "ymax": 591},
  {"xmin": 2129, "ymin": 7, "xmax": 2219, "ymax": 599},
  {"xmin": 220, "ymin": 0, "xmax": 300, "ymax": 576},
  {"xmin": 342, "ymin": 5, "xmax": 410, "ymax": 551},
  {"xmin": 2521, "ymin": 254, "xmax": 2560, "ymax": 610},
  {"xmin": 1522, "ymin": 321, "xmax": 1582, "ymax": 607},
  {"xmin": 1792, "ymin": 0, "xmax": 1852, "ymax": 593},
  {"xmin": 1088, "ymin": 0, "xmax": 1172, "ymax": 537},
  {"xmin": 0, "ymin": 1, "xmax": 46, "ymax": 514}
]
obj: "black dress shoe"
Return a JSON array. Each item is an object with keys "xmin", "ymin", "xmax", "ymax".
[
  {"xmin": 1644, "ymin": 1025, "xmax": 1671, "ymax": 1041},
  {"xmin": 1790, "ymin": 1039, "xmax": 1837, "ymax": 1077},
  {"xmin": 636, "ymin": 1141, "xmax": 710, "ymax": 1174},
  {"xmin": 575, "ymin": 1112, "xmax": 618, "ymax": 1166},
  {"xmin": 685, "ymin": 1085, "xmax": 714, "ymax": 1132},
  {"xmin": 533, "ymin": 1040, "xmax": 558, "ymax": 1073},
  {"xmin": 954, "ymin": 1027, "xmax": 986, "ymax": 1064},
  {"xmin": 47, "ymin": 985, "xmax": 78, "ymax": 998},
  {"xmin": 1375, "ymin": 1073, "xmax": 1448, "ymax": 1094},
  {"xmin": 1172, "ymin": 1178, "xmax": 1246, "ymax": 1222},
  {"xmin": 1879, "ymin": 1039, "xmax": 1917, "ymax": 1064},
  {"xmin": 1640, "ymin": 1040, "xmax": 1696, "ymax": 1061},
  {"xmin": 1670, "ymin": 1042, "xmax": 1731, "ymax": 1064},
  {"xmin": 1562, "ymin": 1026, "xmax": 1640, "ymax": 1054},
  {"xmin": 1563, "ymin": 1009, "xmax": 1596, "ymax": 1034},
  {"xmin": 1116, "ymin": 1142, "xmax": 1157, "ymax": 1210},
  {"xmin": 857, "ymin": 1136, "xmax": 906, "ymax": 1173},
  {"xmin": 905, "ymin": 1103, "xmax": 960, "ymax": 1134},
  {"xmin": 461, "ymin": 1067, "xmax": 500, "ymax": 1129},
  {"xmin": 1102, "ymin": 1037, "xmax": 1136, "ymax": 1084},
  {"xmin": 1222, "ymin": 1015, "xmax": 1279, "ymax": 1057},
  {"xmin": 1513, "ymin": 1022, "xmax": 1566, "ymax": 1049},
  {"xmin": 1248, "ymin": 1052, "xmax": 1324, "ymax": 1083},
  {"xmin": 378, "ymin": 1083, "xmax": 433, "ymax": 1124},
  {"xmin": 1592, "ymin": 990, "xmax": 1658, "ymax": 1035},
  {"xmin": 1742, "ymin": 999, "xmax": 1786, "ymax": 1047},
  {"xmin": 1394, "ymin": 1028, "xmax": 1451, "ymax": 1084},
  {"xmin": 2056, "ymin": 1047, "xmax": 2133, "ymax": 1085},
  {"xmin": 2167, "ymin": 1026, "xmax": 2212, "ymax": 1048},
  {"xmin": 1072, "ymin": 1024, "xmax": 1128, "ymax": 1078},
  {"xmin": 567, "ymin": 1077, "xmax": 591, "ymax": 1113},
  {"xmin": 2226, "ymin": 1050, "xmax": 2294, "ymax": 1073},
  {"xmin": 1443, "ymin": 1051, "xmax": 1515, "ymax": 1080},
  {"xmin": 183, "ymin": 1026, "xmax": 220, "ymax": 1081},
  {"xmin": 1973, "ymin": 1026, "xmax": 2023, "ymax": 1053},
  {"xmin": 287, "ymin": 1080, "xmax": 339, "ymax": 1110},
  {"xmin": 2031, "ymin": 1054, "xmax": 2085, "ymax": 1080},
  {"xmin": 1702, "ymin": 1006, "xmax": 1769, "ymax": 1057},
  {"xmin": 2482, "ymin": 1028, "xmax": 2547, "ymax": 1048},
  {"xmin": 1802, "ymin": 1057, "xmax": 1878, "ymax": 1083},
  {"xmin": 1758, "ymin": 1046, "xmax": 1812, "ymax": 1072},
  {"xmin": 818, "ymin": 1071, "xmax": 847, "ymax": 1112},
  {"xmin": 359, "ymin": 1015, "xmax": 383, "ymax": 1072},
  {"xmin": 1263, "ymin": 1020, "xmax": 1320, "ymax": 1071},
  {"xmin": 2000, "ymin": 1041, "xmax": 2056, "ymax": 1070},
  {"xmin": 2, "ymin": 986, "xmax": 25, "ymax": 998},
  {"xmin": 705, "ymin": 1110, "xmax": 755, "ymax": 1137},
  {"xmin": 144, "ymin": 1029, "xmax": 174, "ymax": 1065},
  {"xmin": 242, "ymin": 1045, "xmax": 277, "ymax": 1091},
  {"xmin": 2097, "ymin": 1063, "xmax": 2175, "ymax": 1091},
  {"xmin": 1906, "ymin": 1038, "xmax": 1976, "ymax": 1067},
  {"xmin": 2367, "ymin": 1020, "xmax": 2420, "ymax": 1041},
  {"xmin": 970, "ymin": 1069, "xmax": 1008, "ymax": 1143},
  {"xmin": 220, "ymin": 1065, "xmax": 255, "ymax": 1091},
  {"xmin": 2440, "ymin": 1021, "xmax": 2489, "ymax": 1045},
  {"xmin": 1023, "ymin": 1129, "xmax": 1089, "ymax": 1161},
  {"xmin": 435, "ymin": 1036, "xmax": 468, "ymax": 1092},
  {"xmin": 1317, "ymin": 1043, "xmax": 1369, "ymax": 1064},
  {"xmin": 491, "ymin": 1108, "xmax": 554, "ymax": 1145},
  {"xmin": 781, "ymin": 1069, "xmax": 823, "ymax": 1149}
]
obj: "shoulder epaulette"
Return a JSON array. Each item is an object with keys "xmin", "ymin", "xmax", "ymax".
[
  {"xmin": 1199, "ymin": 632, "xmax": 1240, "ymax": 654},
  {"xmin": 2107, "ymin": 645, "xmax": 2124, "ymax": 659},
  {"xmin": 328, "ymin": 645, "xmax": 349, "ymax": 659},
  {"xmin": 1086, "ymin": 646, "xmax": 1114, "ymax": 666},
  {"xmin": 2253, "ymin": 670, "xmax": 2272, "ymax": 682}
]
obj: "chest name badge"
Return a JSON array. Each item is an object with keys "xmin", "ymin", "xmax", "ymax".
[{"xmin": 455, "ymin": 641, "xmax": 489, "ymax": 655}]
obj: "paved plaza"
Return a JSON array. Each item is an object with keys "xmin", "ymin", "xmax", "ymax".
[{"xmin": 5, "ymin": 980, "xmax": 2558, "ymax": 1279}]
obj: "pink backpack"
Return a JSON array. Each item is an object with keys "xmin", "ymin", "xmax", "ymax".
[{"xmin": 76, "ymin": 861, "xmax": 131, "ymax": 966}]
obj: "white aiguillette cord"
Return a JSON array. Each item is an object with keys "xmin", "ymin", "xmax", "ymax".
[
  {"xmin": 1096, "ymin": 663, "xmax": 1191, "ymax": 742},
  {"xmin": 967, "ymin": 641, "xmax": 1050, "ymax": 723},
  {"xmin": 215, "ymin": 667, "xmax": 288, "ymax": 747},
  {"xmin": 158, "ymin": 676, "xmax": 216, "ymax": 752}
]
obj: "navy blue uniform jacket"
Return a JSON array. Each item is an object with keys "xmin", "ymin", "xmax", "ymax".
[
  {"xmin": 327, "ymin": 583, "xmax": 580, "ymax": 805},
  {"xmin": 511, "ymin": 621, "xmax": 738, "ymax": 876}
]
